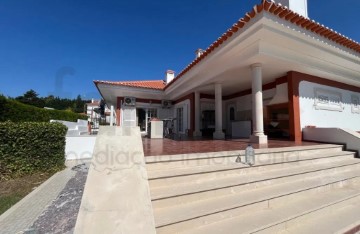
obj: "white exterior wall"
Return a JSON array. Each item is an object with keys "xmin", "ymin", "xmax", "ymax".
[
  {"xmin": 220, "ymin": 87, "xmax": 277, "ymax": 135},
  {"xmin": 65, "ymin": 136, "xmax": 97, "ymax": 160},
  {"xmin": 121, "ymin": 106, "xmax": 137, "ymax": 127},
  {"xmin": 200, "ymin": 99, "xmax": 215, "ymax": 111},
  {"xmin": 299, "ymin": 81, "xmax": 360, "ymax": 130},
  {"xmin": 223, "ymin": 88, "xmax": 276, "ymax": 116}
]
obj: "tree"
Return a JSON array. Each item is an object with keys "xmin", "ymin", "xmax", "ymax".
[
  {"xmin": 15, "ymin": 89, "xmax": 45, "ymax": 108},
  {"xmin": 73, "ymin": 95, "xmax": 85, "ymax": 113},
  {"xmin": 13, "ymin": 90, "xmax": 89, "ymax": 113}
]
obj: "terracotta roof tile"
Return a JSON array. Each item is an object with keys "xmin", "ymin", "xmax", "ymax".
[
  {"xmin": 164, "ymin": 0, "xmax": 360, "ymax": 90},
  {"xmin": 95, "ymin": 0, "xmax": 359, "ymax": 92},
  {"xmin": 94, "ymin": 80, "xmax": 166, "ymax": 90}
]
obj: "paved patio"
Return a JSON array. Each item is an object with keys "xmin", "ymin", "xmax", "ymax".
[{"xmin": 142, "ymin": 137, "xmax": 322, "ymax": 156}]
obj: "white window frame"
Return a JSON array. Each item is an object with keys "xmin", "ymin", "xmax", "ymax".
[
  {"xmin": 351, "ymin": 95, "xmax": 360, "ymax": 114},
  {"xmin": 314, "ymin": 88, "xmax": 343, "ymax": 112}
]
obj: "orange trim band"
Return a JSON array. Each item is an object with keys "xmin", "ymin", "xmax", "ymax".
[{"xmin": 287, "ymin": 71, "xmax": 360, "ymax": 142}]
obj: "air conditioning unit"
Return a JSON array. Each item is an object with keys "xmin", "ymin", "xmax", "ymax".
[
  {"xmin": 162, "ymin": 100, "xmax": 173, "ymax": 109},
  {"xmin": 124, "ymin": 96, "xmax": 136, "ymax": 106}
]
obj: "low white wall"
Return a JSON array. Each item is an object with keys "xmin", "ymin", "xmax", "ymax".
[
  {"xmin": 65, "ymin": 136, "xmax": 97, "ymax": 160},
  {"xmin": 51, "ymin": 119, "xmax": 87, "ymax": 129},
  {"xmin": 303, "ymin": 127, "xmax": 360, "ymax": 155}
]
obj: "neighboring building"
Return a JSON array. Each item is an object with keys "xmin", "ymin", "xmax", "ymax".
[
  {"xmin": 85, "ymin": 99, "xmax": 101, "ymax": 122},
  {"xmin": 94, "ymin": 0, "xmax": 360, "ymax": 144},
  {"xmin": 85, "ymin": 99, "xmax": 114, "ymax": 127}
]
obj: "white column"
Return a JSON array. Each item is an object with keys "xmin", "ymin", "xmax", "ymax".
[
  {"xmin": 250, "ymin": 63, "xmax": 268, "ymax": 144},
  {"xmin": 110, "ymin": 105, "xmax": 114, "ymax": 126},
  {"xmin": 213, "ymin": 83, "xmax": 225, "ymax": 139},
  {"xmin": 193, "ymin": 91, "xmax": 202, "ymax": 137}
]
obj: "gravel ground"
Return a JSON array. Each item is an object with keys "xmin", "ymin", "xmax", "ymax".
[{"xmin": 27, "ymin": 163, "xmax": 89, "ymax": 234}]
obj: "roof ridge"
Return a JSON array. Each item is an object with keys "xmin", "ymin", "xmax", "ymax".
[
  {"xmin": 120, "ymin": 80, "xmax": 165, "ymax": 82},
  {"xmin": 94, "ymin": 79, "xmax": 164, "ymax": 83},
  {"xmin": 94, "ymin": 80, "xmax": 165, "ymax": 90},
  {"xmin": 164, "ymin": 0, "xmax": 360, "ymax": 90}
]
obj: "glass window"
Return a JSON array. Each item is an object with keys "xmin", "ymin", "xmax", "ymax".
[
  {"xmin": 230, "ymin": 107, "xmax": 235, "ymax": 121},
  {"xmin": 177, "ymin": 107, "xmax": 183, "ymax": 132},
  {"xmin": 148, "ymin": 108, "xmax": 157, "ymax": 119}
]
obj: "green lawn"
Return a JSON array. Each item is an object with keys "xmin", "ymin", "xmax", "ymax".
[
  {"xmin": 0, "ymin": 173, "xmax": 53, "ymax": 215},
  {"xmin": 0, "ymin": 194, "xmax": 23, "ymax": 215}
]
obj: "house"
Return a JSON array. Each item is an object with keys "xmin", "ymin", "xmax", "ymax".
[
  {"xmin": 94, "ymin": 0, "xmax": 360, "ymax": 145},
  {"xmin": 85, "ymin": 99, "xmax": 101, "ymax": 122},
  {"xmin": 85, "ymin": 99, "xmax": 115, "ymax": 128}
]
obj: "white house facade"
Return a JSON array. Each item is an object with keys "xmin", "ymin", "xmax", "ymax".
[{"xmin": 94, "ymin": 0, "xmax": 360, "ymax": 144}]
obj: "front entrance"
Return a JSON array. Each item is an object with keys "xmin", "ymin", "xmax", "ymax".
[
  {"xmin": 265, "ymin": 103, "xmax": 290, "ymax": 139},
  {"xmin": 136, "ymin": 108, "xmax": 158, "ymax": 134},
  {"xmin": 137, "ymin": 109, "xmax": 146, "ymax": 132},
  {"xmin": 202, "ymin": 110, "xmax": 215, "ymax": 137}
]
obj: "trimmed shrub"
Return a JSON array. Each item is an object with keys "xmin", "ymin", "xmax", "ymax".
[
  {"xmin": 0, "ymin": 95, "xmax": 87, "ymax": 123},
  {"xmin": 0, "ymin": 121, "xmax": 67, "ymax": 179}
]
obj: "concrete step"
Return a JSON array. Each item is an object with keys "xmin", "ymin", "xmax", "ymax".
[
  {"xmin": 148, "ymin": 151, "xmax": 355, "ymax": 187},
  {"xmin": 76, "ymin": 125, "xmax": 88, "ymax": 132},
  {"xmin": 278, "ymin": 196, "xmax": 360, "ymax": 234},
  {"xmin": 154, "ymin": 170, "xmax": 360, "ymax": 232},
  {"xmin": 180, "ymin": 180, "xmax": 360, "ymax": 234},
  {"xmin": 151, "ymin": 158, "xmax": 360, "ymax": 208},
  {"xmin": 146, "ymin": 144, "xmax": 343, "ymax": 171}
]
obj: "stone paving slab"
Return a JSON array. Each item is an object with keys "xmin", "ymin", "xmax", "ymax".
[
  {"xmin": 29, "ymin": 163, "xmax": 89, "ymax": 234},
  {"xmin": 0, "ymin": 169, "xmax": 76, "ymax": 234}
]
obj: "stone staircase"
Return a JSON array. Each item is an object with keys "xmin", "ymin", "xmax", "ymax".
[{"xmin": 145, "ymin": 144, "xmax": 360, "ymax": 234}]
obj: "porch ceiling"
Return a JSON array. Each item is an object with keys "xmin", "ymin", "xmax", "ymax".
[
  {"xmin": 194, "ymin": 61, "xmax": 289, "ymax": 96},
  {"xmin": 97, "ymin": 84, "xmax": 164, "ymax": 108}
]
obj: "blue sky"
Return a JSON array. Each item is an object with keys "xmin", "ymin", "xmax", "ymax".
[{"xmin": 0, "ymin": 0, "xmax": 359, "ymax": 99}]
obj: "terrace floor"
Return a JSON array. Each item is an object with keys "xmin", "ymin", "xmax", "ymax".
[{"xmin": 142, "ymin": 137, "xmax": 323, "ymax": 156}]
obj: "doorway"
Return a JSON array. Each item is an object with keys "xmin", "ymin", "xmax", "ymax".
[
  {"xmin": 265, "ymin": 103, "xmax": 290, "ymax": 139},
  {"xmin": 136, "ymin": 108, "xmax": 158, "ymax": 134},
  {"xmin": 202, "ymin": 110, "xmax": 215, "ymax": 137},
  {"xmin": 137, "ymin": 109, "xmax": 146, "ymax": 132}
]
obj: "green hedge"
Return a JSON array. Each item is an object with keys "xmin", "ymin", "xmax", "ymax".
[
  {"xmin": 0, "ymin": 95, "xmax": 87, "ymax": 122},
  {"xmin": 0, "ymin": 121, "xmax": 67, "ymax": 179}
]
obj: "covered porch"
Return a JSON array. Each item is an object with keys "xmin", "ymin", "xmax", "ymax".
[
  {"xmin": 95, "ymin": 5, "xmax": 359, "ymax": 145},
  {"xmin": 142, "ymin": 137, "xmax": 321, "ymax": 157}
]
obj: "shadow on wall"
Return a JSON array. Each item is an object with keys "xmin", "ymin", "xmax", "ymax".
[{"xmin": 298, "ymin": 81, "xmax": 360, "ymax": 131}]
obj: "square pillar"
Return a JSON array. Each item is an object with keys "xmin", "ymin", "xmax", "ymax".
[
  {"xmin": 213, "ymin": 83, "xmax": 225, "ymax": 139},
  {"xmin": 250, "ymin": 63, "xmax": 268, "ymax": 144},
  {"xmin": 193, "ymin": 91, "xmax": 202, "ymax": 137},
  {"xmin": 110, "ymin": 105, "xmax": 114, "ymax": 126}
]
